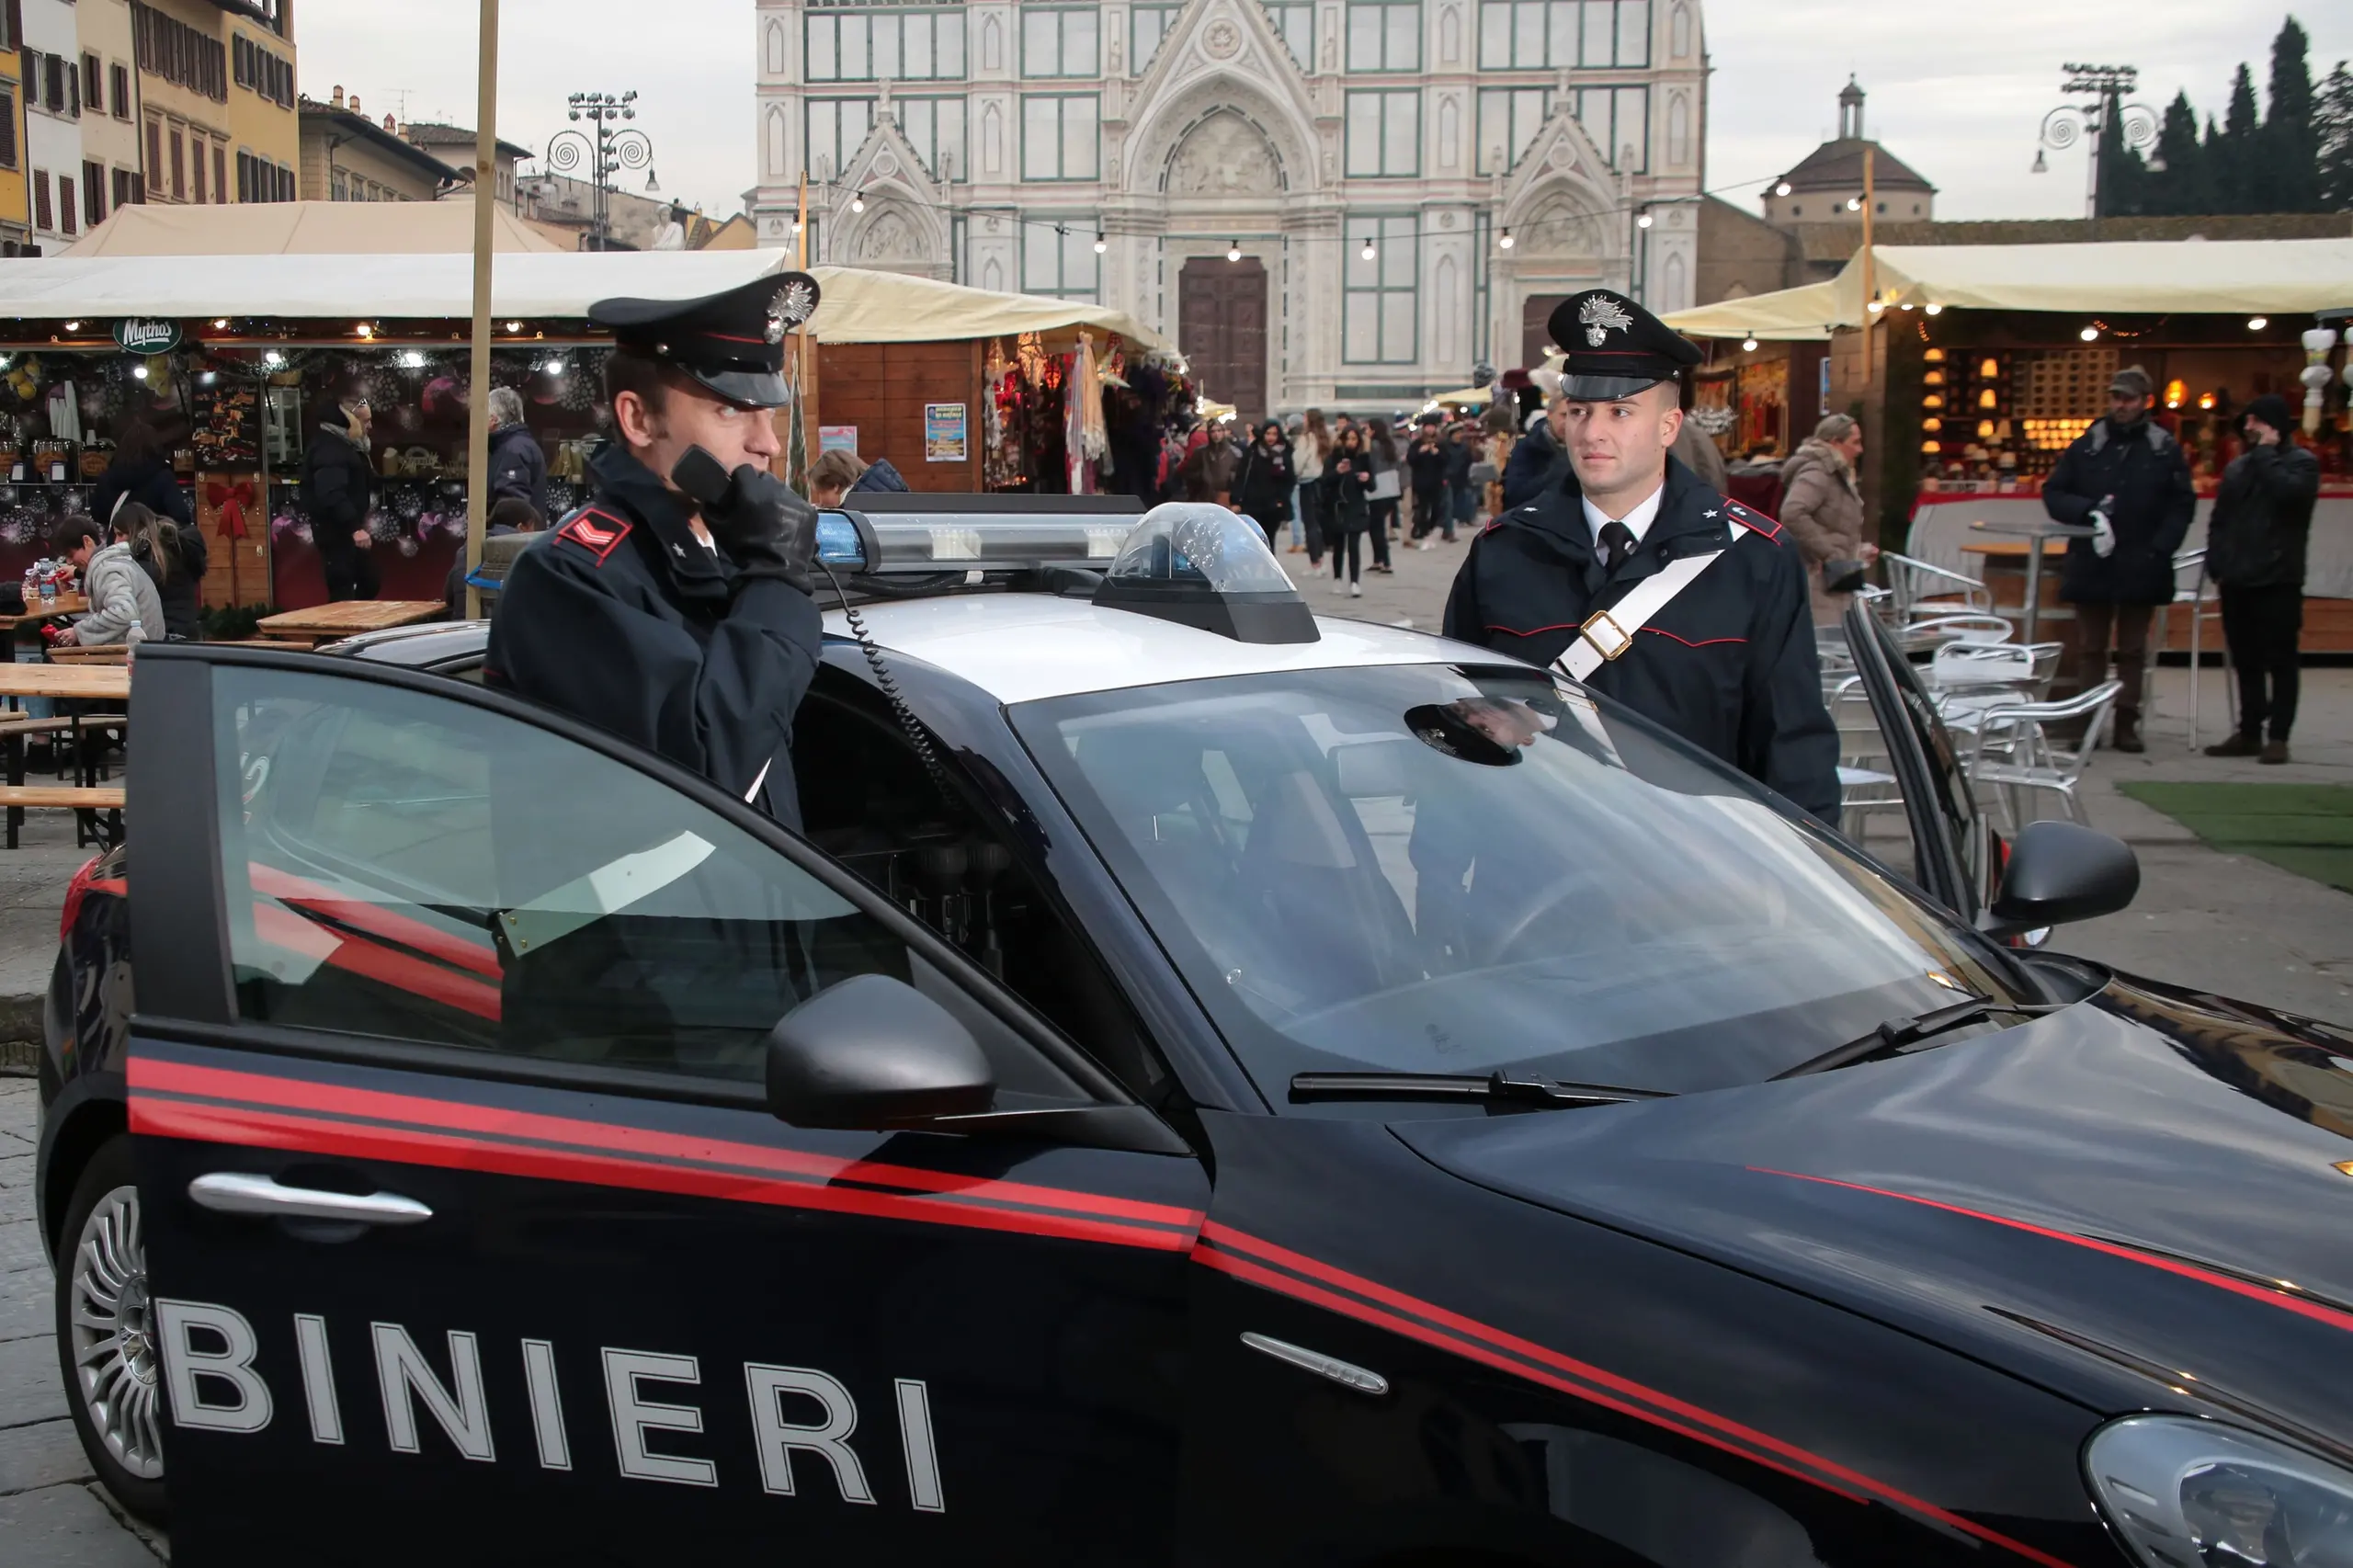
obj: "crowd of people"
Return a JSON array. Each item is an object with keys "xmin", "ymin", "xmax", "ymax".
[{"xmin": 1161, "ymin": 406, "xmax": 1508, "ymax": 597}]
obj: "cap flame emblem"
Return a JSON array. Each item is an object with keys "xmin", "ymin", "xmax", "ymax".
[{"xmin": 1578, "ymin": 294, "xmax": 1633, "ymax": 347}]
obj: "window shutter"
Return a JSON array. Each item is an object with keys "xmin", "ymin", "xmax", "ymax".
[
  {"xmin": 58, "ymin": 176, "xmax": 74, "ymax": 233},
  {"xmin": 32, "ymin": 169, "xmax": 50, "ymax": 232},
  {"xmin": 83, "ymin": 159, "xmax": 104, "ymax": 225}
]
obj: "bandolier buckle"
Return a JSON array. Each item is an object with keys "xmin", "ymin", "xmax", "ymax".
[{"xmin": 1577, "ymin": 608, "xmax": 1634, "ymax": 662}]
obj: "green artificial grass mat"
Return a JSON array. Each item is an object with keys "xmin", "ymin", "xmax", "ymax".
[{"xmin": 2116, "ymin": 782, "xmax": 2353, "ymax": 893}]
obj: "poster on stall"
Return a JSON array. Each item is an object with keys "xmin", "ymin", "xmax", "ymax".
[
  {"xmin": 924, "ymin": 403, "xmax": 969, "ymax": 462},
  {"xmin": 819, "ymin": 425, "xmax": 858, "ymax": 453}
]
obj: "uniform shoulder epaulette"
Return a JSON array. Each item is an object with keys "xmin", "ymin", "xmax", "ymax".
[
  {"xmin": 554, "ymin": 506, "xmax": 632, "ymax": 566},
  {"xmin": 1720, "ymin": 498, "xmax": 1783, "ymax": 544}
]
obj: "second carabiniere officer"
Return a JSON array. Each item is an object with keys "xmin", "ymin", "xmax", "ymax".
[
  {"xmin": 486, "ymin": 271, "xmax": 825, "ymax": 826},
  {"xmin": 1443, "ymin": 290, "xmax": 1838, "ymax": 823}
]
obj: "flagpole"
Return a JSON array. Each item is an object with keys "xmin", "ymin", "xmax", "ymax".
[{"xmin": 462, "ymin": 0, "xmax": 502, "ymax": 619}]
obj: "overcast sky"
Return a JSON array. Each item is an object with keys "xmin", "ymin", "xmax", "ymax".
[{"xmin": 301, "ymin": 2, "xmax": 2353, "ymax": 222}]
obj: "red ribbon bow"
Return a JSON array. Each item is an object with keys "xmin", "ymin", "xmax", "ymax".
[{"xmin": 205, "ymin": 479, "xmax": 255, "ymax": 541}]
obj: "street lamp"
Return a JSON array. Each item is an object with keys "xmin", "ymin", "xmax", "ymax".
[
  {"xmin": 2034, "ymin": 64, "xmax": 2156, "ymax": 236},
  {"xmin": 542, "ymin": 89, "xmax": 656, "ymax": 251}
]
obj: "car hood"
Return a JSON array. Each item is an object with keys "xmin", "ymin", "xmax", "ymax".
[{"xmin": 1394, "ymin": 975, "xmax": 2353, "ymax": 1450}]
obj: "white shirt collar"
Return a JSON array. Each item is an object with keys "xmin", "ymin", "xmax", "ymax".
[{"xmin": 1579, "ymin": 482, "xmax": 1667, "ymax": 550}]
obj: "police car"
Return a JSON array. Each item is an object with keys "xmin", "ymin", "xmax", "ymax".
[{"xmin": 33, "ymin": 500, "xmax": 2353, "ymax": 1567}]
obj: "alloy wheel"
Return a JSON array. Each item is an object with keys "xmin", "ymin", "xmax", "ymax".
[{"xmin": 68, "ymin": 1185, "xmax": 165, "ymax": 1480}]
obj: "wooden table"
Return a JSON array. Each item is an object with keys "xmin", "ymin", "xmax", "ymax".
[
  {"xmin": 41, "ymin": 644, "xmax": 130, "ymax": 665},
  {"xmin": 0, "ymin": 663, "xmax": 131, "ymax": 702},
  {"xmin": 257, "ymin": 601, "xmax": 446, "ymax": 643},
  {"xmin": 0, "ymin": 662, "xmax": 131, "ymax": 847},
  {"xmin": 0, "ymin": 594, "xmax": 89, "ymax": 663}
]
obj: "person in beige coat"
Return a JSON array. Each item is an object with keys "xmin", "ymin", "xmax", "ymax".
[{"xmin": 1777, "ymin": 414, "xmax": 1875, "ymax": 625}]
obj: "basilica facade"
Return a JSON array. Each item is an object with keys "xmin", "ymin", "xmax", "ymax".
[{"xmin": 750, "ymin": 0, "xmax": 1708, "ymax": 418}]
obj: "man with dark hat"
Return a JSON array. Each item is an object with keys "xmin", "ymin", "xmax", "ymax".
[
  {"xmin": 2202, "ymin": 393, "xmax": 2318, "ymax": 763},
  {"xmin": 1443, "ymin": 289, "xmax": 1838, "ymax": 823},
  {"xmin": 486, "ymin": 269, "xmax": 826, "ymax": 824},
  {"xmin": 2041, "ymin": 363, "xmax": 2196, "ymax": 754}
]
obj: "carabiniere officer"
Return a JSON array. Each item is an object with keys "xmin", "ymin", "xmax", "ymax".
[
  {"xmin": 1443, "ymin": 290, "xmax": 1840, "ymax": 823},
  {"xmin": 486, "ymin": 272, "xmax": 825, "ymax": 826}
]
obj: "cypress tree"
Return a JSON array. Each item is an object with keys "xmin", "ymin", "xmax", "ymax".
[
  {"xmin": 2319, "ymin": 61, "xmax": 2353, "ymax": 210},
  {"xmin": 2263, "ymin": 17, "xmax": 2320, "ymax": 210},
  {"xmin": 2217, "ymin": 64, "xmax": 2261, "ymax": 210},
  {"xmin": 2151, "ymin": 90, "xmax": 2206, "ymax": 214}
]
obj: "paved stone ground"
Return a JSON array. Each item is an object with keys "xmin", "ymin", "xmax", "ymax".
[{"xmin": 0, "ymin": 1079, "xmax": 165, "ymax": 1563}]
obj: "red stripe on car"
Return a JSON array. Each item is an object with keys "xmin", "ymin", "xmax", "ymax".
[{"xmin": 1753, "ymin": 1167, "xmax": 2353, "ymax": 1335}]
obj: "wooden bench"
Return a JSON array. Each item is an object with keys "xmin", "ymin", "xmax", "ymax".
[
  {"xmin": 0, "ymin": 714, "xmax": 129, "ymax": 846},
  {"xmin": 0, "ymin": 784, "xmax": 124, "ymax": 847}
]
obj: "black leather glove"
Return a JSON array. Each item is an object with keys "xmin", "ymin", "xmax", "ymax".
[{"xmin": 671, "ymin": 446, "xmax": 819, "ymax": 595}]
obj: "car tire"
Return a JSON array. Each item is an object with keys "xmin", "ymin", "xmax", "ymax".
[{"xmin": 53, "ymin": 1136, "xmax": 169, "ymax": 1526}]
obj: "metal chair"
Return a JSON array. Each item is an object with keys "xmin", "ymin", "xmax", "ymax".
[
  {"xmin": 1881, "ymin": 551, "xmax": 1996, "ymax": 623},
  {"xmin": 1962, "ymin": 680, "xmax": 2124, "ymax": 833},
  {"xmin": 2158, "ymin": 548, "xmax": 2233, "ymax": 750},
  {"xmin": 1825, "ymin": 675, "xmax": 1906, "ymax": 842}
]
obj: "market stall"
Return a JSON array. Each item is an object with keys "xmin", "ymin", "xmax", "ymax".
[
  {"xmin": 803, "ymin": 266, "xmax": 1180, "ymax": 499},
  {"xmin": 1664, "ymin": 237, "xmax": 2353, "ymax": 652},
  {"xmin": 0, "ymin": 209, "xmax": 1181, "ymax": 618}
]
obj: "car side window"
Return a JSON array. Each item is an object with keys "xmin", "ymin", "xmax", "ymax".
[
  {"xmin": 792, "ymin": 674, "xmax": 1176, "ymax": 1108},
  {"xmin": 211, "ymin": 664, "xmax": 1093, "ymax": 1104}
]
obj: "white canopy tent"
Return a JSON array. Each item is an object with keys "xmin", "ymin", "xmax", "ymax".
[
  {"xmin": 1664, "ymin": 237, "xmax": 2353, "ymax": 342},
  {"xmin": 0, "ymin": 249, "xmax": 1172, "ymax": 350}
]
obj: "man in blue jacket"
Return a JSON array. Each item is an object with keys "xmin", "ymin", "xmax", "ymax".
[{"xmin": 2041, "ymin": 365, "xmax": 2196, "ymax": 753}]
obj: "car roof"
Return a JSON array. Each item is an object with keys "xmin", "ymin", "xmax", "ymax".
[
  {"xmin": 324, "ymin": 620, "xmax": 489, "ymax": 666},
  {"xmin": 822, "ymin": 594, "xmax": 1503, "ymax": 706}
]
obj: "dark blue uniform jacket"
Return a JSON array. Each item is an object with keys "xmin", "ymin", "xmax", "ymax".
[
  {"xmin": 1442, "ymin": 455, "xmax": 1840, "ymax": 824},
  {"xmin": 484, "ymin": 441, "xmax": 823, "ymax": 827}
]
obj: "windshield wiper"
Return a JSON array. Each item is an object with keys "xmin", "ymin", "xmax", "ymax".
[
  {"xmin": 1289, "ymin": 1071, "xmax": 1671, "ymax": 1108},
  {"xmin": 1772, "ymin": 994, "xmax": 2018, "ymax": 1079}
]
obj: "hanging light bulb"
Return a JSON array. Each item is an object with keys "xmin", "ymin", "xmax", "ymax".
[
  {"xmin": 1094, "ymin": 231, "xmax": 1107, "ymax": 254},
  {"xmin": 1845, "ymin": 196, "xmax": 1861, "ymax": 211},
  {"xmin": 1924, "ymin": 302, "xmax": 1944, "ymax": 316},
  {"xmin": 1636, "ymin": 210, "xmax": 1654, "ymax": 229},
  {"xmin": 211, "ymin": 318, "xmax": 230, "ymax": 330},
  {"xmin": 503, "ymin": 321, "xmax": 523, "ymax": 333},
  {"xmin": 1227, "ymin": 239, "xmax": 1242, "ymax": 262},
  {"xmin": 1498, "ymin": 227, "xmax": 1514, "ymax": 250},
  {"xmin": 1359, "ymin": 237, "xmax": 1377, "ymax": 261},
  {"xmin": 2079, "ymin": 325, "xmax": 2100, "ymax": 342},
  {"xmin": 1773, "ymin": 180, "xmax": 1792, "ymax": 197},
  {"xmin": 2246, "ymin": 316, "xmax": 2268, "ymax": 332},
  {"xmin": 1742, "ymin": 335, "xmax": 1759, "ymax": 353},
  {"xmin": 132, "ymin": 365, "xmax": 149, "ymax": 381},
  {"xmin": 850, "ymin": 191, "xmax": 865, "ymax": 213},
  {"xmin": 356, "ymin": 323, "xmax": 374, "ymax": 339}
]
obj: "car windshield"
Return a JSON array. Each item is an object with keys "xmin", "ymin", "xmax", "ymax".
[{"xmin": 1015, "ymin": 663, "xmax": 2035, "ymax": 1106}]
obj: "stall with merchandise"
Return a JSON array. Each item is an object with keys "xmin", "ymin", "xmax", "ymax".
[
  {"xmin": 1665, "ymin": 239, "xmax": 2353, "ymax": 652},
  {"xmin": 803, "ymin": 267, "xmax": 1179, "ymax": 499}
]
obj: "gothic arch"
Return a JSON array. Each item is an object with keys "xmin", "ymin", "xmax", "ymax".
[
  {"xmin": 1160, "ymin": 108, "xmax": 1288, "ymax": 197},
  {"xmin": 766, "ymin": 106, "xmax": 789, "ymax": 177},
  {"xmin": 766, "ymin": 20, "xmax": 787, "ymax": 76},
  {"xmin": 1670, "ymin": 4, "xmax": 1692, "ymax": 57},
  {"xmin": 1126, "ymin": 73, "xmax": 1321, "ymax": 199},
  {"xmin": 1438, "ymin": 95, "xmax": 1461, "ymax": 170},
  {"xmin": 1434, "ymin": 254, "xmax": 1461, "ymax": 369},
  {"xmin": 1507, "ymin": 182, "xmax": 1612, "ymax": 258},
  {"xmin": 1667, "ymin": 94, "xmax": 1690, "ymax": 166},
  {"xmin": 1439, "ymin": 4, "xmax": 1461, "ymax": 63},
  {"xmin": 1663, "ymin": 252, "xmax": 1688, "ymax": 312}
]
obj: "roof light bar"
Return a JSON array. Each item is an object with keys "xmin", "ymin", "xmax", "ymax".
[{"xmin": 819, "ymin": 494, "xmax": 1146, "ymax": 576}]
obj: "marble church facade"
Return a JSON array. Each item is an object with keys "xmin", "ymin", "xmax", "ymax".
[{"xmin": 750, "ymin": 0, "xmax": 1708, "ymax": 417}]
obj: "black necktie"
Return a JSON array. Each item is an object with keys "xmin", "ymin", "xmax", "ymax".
[{"xmin": 1599, "ymin": 519, "xmax": 1638, "ymax": 574}]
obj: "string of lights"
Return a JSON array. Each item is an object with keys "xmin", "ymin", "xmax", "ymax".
[{"xmin": 785, "ymin": 163, "xmax": 1805, "ymax": 262}]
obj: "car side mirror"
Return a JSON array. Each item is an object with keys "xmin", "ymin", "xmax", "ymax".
[
  {"xmin": 1985, "ymin": 819, "xmax": 2139, "ymax": 937},
  {"xmin": 766, "ymin": 974, "xmax": 996, "ymax": 1130}
]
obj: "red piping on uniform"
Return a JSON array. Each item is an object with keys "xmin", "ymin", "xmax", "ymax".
[
  {"xmin": 131, "ymin": 1095, "xmax": 1195, "ymax": 1252},
  {"xmin": 1196, "ymin": 1223, "xmax": 2074, "ymax": 1568},
  {"xmin": 251, "ymin": 865, "xmax": 502, "ymax": 981},
  {"xmin": 1642, "ymin": 629, "xmax": 1746, "ymax": 648},
  {"xmin": 1192, "ymin": 1242, "xmax": 1870, "ymax": 1506},
  {"xmin": 704, "ymin": 332, "xmax": 767, "ymax": 345},
  {"xmin": 250, "ymin": 904, "xmax": 502, "ymax": 1022},
  {"xmin": 129, "ymin": 1057, "xmax": 1202, "ymax": 1233},
  {"xmin": 1483, "ymin": 622, "xmax": 1582, "ymax": 639},
  {"xmin": 1752, "ymin": 1167, "xmax": 2353, "ymax": 1335}
]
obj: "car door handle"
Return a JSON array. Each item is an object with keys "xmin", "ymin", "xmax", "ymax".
[{"xmin": 188, "ymin": 1172, "xmax": 434, "ymax": 1227}]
